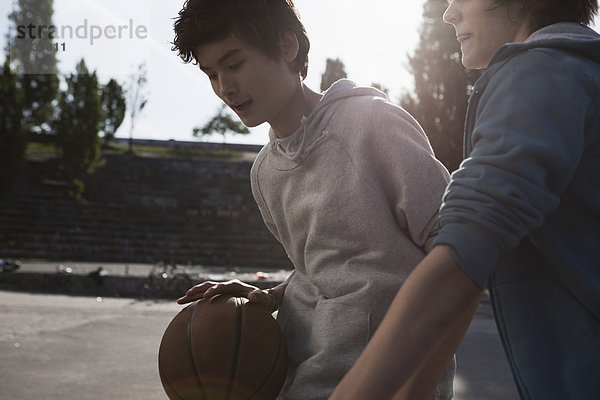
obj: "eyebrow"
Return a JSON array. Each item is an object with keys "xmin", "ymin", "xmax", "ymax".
[{"xmin": 199, "ymin": 48, "xmax": 243, "ymax": 72}]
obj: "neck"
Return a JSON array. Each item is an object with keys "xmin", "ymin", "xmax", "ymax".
[
  {"xmin": 514, "ymin": 23, "xmax": 533, "ymax": 43},
  {"xmin": 510, "ymin": 4, "xmax": 534, "ymax": 43},
  {"xmin": 271, "ymin": 83, "xmax": 322, "ymax": 139}
]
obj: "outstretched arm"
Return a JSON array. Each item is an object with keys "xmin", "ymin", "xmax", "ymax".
[
  {"xmin": 394, "ymin": 287, "xmax": 481, "ymax": 400},
  {"xmin": 330, "ymin": 245, "xmax": 482, "ymax": 399}
]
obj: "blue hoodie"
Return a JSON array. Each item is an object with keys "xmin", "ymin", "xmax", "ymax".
[{"xmin": 433, "ymin": 23, "xmax": 600, "ymax": 399}]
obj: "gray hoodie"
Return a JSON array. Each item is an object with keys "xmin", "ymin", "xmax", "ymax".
[{"xmin": 251, "ymin": 80, "xmax": 452, "ymax": 399}]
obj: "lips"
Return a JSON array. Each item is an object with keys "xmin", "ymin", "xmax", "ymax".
[
  {"xmin": 457, "ymin": 34, "xmax": 472, "ymax": 44},
  {"xmin": 232, "ymin": 100, "xmax": 252, "ymax": 114}
]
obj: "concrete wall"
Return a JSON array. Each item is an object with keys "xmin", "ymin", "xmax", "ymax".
[{"xmin": 0, "ymin": 149, "xmax": 291, "ymax": 269}]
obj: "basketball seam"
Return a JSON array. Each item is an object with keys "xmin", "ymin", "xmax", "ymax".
[
  {"xmin": 249, "ymin": 317, "xmax": 285, "ymax": 400},
  {"xmin": 226, "ymin": 296, "xmax": 243, "ymax": 400},
  {"xmin": 158, "ymin": 365, "xmax": 187, "ymax": 400},
  {"xmin": 187, "ymin": 301, "xmax": 207, "ymax": 400}
]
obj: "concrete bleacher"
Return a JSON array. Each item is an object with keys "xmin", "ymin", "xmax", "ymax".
[{"xmin": 0, "ymin": 146, "xmax": 292, "ymax": 270}]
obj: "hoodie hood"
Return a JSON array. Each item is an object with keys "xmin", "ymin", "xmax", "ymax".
[
  {"xmin": 490, "ymin": 22, "xmax": 600, "ymax": 66},
  {"xmin": 267, "ymin": 79, "xmax": 386, "ymax": 169}
]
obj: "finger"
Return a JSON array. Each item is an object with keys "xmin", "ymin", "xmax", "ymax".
[
  {"xmin": 248, "ymin": 289, "xmax": 276, "ymax": 311},
  {"xmin": 203, "ymin": 280, "xmax": 257, "ymax": 298},
  {"xmin": 176, "ymin": 281, "xmax": 220, "ymax": 304},
  {"xmin": 247, "ymin": 289, "xmax": 269, "ymax": 304},
  {"xmin": 176, "ymin": 293, "xmax": 202, "ymax": 304},
  {"xmin": 186, "ymin": 281, "xmax": 219, "ymax": 296},
  {"xmin": 177, "ymin": 280, "xmax": 260, "ymax": 305}
]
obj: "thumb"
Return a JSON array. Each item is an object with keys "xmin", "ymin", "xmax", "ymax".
[{"xmin": 247, "ymin": 289, "xmax": 273, "ymax": 309}]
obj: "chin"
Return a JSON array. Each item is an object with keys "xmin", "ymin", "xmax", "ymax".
[
  {"xmin": 240, "ymin": 119, "xmax": 262, "ymax": 128},
  {"xmin": 462, "ymin": 56, "xmax": 485, "ymax": 70}
]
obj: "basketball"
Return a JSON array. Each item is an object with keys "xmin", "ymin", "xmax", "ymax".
[{"xmin": 158, "ymin": 294, "xmax": 288, "ymax": 400}]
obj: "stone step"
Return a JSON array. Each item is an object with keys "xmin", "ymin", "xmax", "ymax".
[{"xmin": 0, "ymin": 147, "xmax": 290, "ymax": 268}]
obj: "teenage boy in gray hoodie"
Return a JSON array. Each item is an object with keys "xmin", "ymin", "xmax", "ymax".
[
  {"xmin": 172, "ymin": 1, "xmax": 460, "ymax": 399},
  {"xmin": 333, "ymin": 1, "xmax": 600, "ymax": 399}
]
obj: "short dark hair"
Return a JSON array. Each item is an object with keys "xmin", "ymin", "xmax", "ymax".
[
  {"xmin": 494, "ymin": 0, "xmax": 599, "ymax": 33},
  {"xmin": 172, "ymin": 0, "xmax": 310, "ymax": 79}
]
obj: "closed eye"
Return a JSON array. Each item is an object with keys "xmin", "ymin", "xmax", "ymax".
[{"xmin": 229, "ymin": 60, "xmax": 245, "ymax": 70}]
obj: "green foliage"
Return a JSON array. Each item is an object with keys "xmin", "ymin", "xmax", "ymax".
[
  {"xmin": 371, "ymin": 82, "xmax": 390, "ymax": 97},
  {"xmin": 19, "ymin": 73, "xmax": 59, "ymax": 136},
  {"xmin": 401, "ymin": 0, "xmax": 480, "ymax": 172},
  {"xmin": 195, "ymin": 104, "xmax": 250, "ymax": 143},
  {"xmin": 0, "ymin": 58, "xmax": 26, "ymax": 199},
  {"xmin": 9, "ymin": 0, "xmax": 59, "ymax": 136},
  {"xmin": 54, "ymin": 59, "xmax": 102, "ymax": 174},
  {"xmin": 69, "ymin": 178, "xmax": 85, "ymax": 203},
  {"xmin": 320, "ymin": 58, "xmax": 347, "ymax": 92},
  {"xmin": 99, "ymin": 78, "xmax": 126, "ymax": 147},
  {"xmin": 126, "ymin": 62, "xmax": 149, "ymax": 154},
  {"xmin": 25, "ymin": 141, "xmax": 58, "ymax": 156}
]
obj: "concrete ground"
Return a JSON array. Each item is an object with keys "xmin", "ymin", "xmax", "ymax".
[
  {"xmin": 453, "ymin": 296, "xmax": 519, "ymax": 399},
  {"xmin": 0, "ymin": 289, "xmax": 519, "ymax": 400}
]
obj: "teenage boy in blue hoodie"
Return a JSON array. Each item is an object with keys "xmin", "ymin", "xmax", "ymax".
[
  {"xmin": 171, "ymin": 0, "xmax": 461, "ymax": 399},
  {"xmin": 333, "ymin": 1, "xmax": 600, "ymax": 399}
]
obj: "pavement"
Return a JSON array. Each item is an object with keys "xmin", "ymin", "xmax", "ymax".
[{"xmin": 0, "ymin": 260, "xmax": 520, "ymax": 399}]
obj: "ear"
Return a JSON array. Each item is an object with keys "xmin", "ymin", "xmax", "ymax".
[{"xmin": 279, "ymin": 30, "xmax": 299, "ymax": 64}]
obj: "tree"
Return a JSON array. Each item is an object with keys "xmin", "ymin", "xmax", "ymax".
[
  {"xmin": 54, "ymin": 59, "xmax": 102, "ymax": 179},
  {"xmin": 401, "ymin": 0, "xmax": 480, "ymax": 172},
  {"xmin": 99, "ymin": 78, "xmax": 126, "ymax": 148},
  {"xmin": 126, "ymin": 62, "xmax": 149, "ymax": 154},
  {"xmin": 371, "ymin": 82, "xmax": 390, "ymax": 97},
  {"xmin": 0, "ymin": 58, "xmax": 26, "ymax": 199},
  {"xmin": 194, "ymin": 104, "xmax": 250, "ymax": 143},
  {"xmin": 320, "ymin": 58, "xmax": 347, "ymax": 92},
  {"xmin": 8, "ymin": 0, "xmax": 59, "ymax": 138}
]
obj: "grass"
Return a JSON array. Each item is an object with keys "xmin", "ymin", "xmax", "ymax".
[
  {"xmin": 26, "ymin": 142, "xmax": 59, "ymax": 156},
  {"xmin": 109, "ymin": 143, "xmax": 244, "ymax": 160},
  {"xmin": 25, "ymin": 141, "xmax": 245, "ymax": 161}
]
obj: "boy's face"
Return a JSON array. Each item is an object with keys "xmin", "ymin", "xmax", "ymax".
[
  {"xmin": 443, "ymin": 0, "xmax": 530, "ymax": 69},
  {"xmin": 195, "ymin": 34, "xmax": 299, "ymax": 128}
]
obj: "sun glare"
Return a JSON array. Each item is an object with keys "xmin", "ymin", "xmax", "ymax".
[{"xmin": 299, "ymin": 0, "xmax": 425, "ymax": 97}]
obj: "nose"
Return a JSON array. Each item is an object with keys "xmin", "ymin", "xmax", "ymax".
[
  {"xmin": 443, "ymin": 1, "xmax": 459, "ymax": 25},
  {"xmin": 217, "ymin": 73, "xmax": 237, "ymax": 100}
]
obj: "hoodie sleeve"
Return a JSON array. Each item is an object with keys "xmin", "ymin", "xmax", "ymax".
[
  {"xmin": 353, "ymin": 98, "xmax": 450, "ymax": 252},
  {"xmin": 433, "ymin": 49, "xmax": 593, "ymax": 288}
]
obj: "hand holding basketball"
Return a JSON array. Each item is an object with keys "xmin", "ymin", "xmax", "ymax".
[{"xmin": 177, "ymin": 279, "xmax": 276, "ymax": 311}]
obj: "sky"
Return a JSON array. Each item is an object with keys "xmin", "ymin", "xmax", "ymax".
[{"xmin": 1, "ymin": 1, "xmax": 599, "ymax": 145}]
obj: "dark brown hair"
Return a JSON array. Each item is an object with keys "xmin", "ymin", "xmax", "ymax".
[
  {"xmin": 172, "ymin": 0, "xmax": 310, "ymax": 79},
  {"xmin": 494, "ymin": 0, "xmax": 599, "ymax": 32}
]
